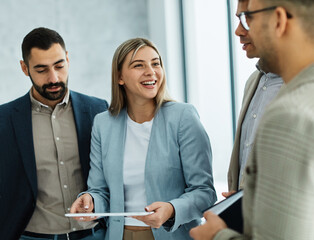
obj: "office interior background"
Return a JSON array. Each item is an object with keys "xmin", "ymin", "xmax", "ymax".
[{"xmin": 0, "ymin": 0, "xmax": 257, "ymax": 201}]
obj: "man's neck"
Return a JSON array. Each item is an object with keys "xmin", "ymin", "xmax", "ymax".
[
  {"xmin": 258, "ymin": 59, "xmax": 272, "ymax": 74},
  {"xmin": 280, "ymin": 54, "xmax": 314, "ymax": 84},
  {"xmin": 278, "ymin": 33, "xmax": 314, "ymax": 83}
]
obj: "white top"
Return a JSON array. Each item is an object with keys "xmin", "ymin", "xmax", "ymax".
[{"xmin": 123, "ymin": 115, "xmax": 154, "ymax": 226}]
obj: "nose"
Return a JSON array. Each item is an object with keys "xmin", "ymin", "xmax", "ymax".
[
  {"xmin": 235, "ymin": 21, "xmax": 247, "ymax": 37},
  {"xmin": 145, "ymin": 65, "xmax": 155, "ymax": 76},
  {"xmin": 48, "ymin": 69, "xmax": 59, "ymax": 83}
]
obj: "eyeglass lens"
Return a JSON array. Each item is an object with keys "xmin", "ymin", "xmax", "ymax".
[{"xmin": 239, "ymin": 13, "xmax": 250, "ymax": 31}]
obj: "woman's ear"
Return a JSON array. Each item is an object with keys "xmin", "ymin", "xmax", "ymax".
[{"xmin": 118, "ymin": 72, "xmax": 125, "ymax": 85}]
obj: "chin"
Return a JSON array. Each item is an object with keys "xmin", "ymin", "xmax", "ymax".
[{"xmin": 246, "ymin": 52, "xmax": 259, "ymax": 59}]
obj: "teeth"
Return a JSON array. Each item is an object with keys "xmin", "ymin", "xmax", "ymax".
[{"xmin": 142, "ymin": 81, "xmax": 156, "ymax": 85}]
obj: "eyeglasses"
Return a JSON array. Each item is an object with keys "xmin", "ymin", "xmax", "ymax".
[
  {"xmin": 237, "ymin": 6, "xmax": 278, "ymax": 31},
  {"xmin": 238, "ymin": 6, "xmax": 293, "ymax": 31}
]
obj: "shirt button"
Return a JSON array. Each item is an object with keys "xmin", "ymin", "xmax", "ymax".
[
  {"xmin": 73, "ymin": 228, "xmax": 77, "ymax": 231},
  {"xmin": 253, "ymin": 114, "xmax": 257, "ymax": 119},
  {"xmin": 67, "ymin": 207, "xmax": 71, "ymax": 211},
  {"xmin": 60, "ymin": 161, "xmax": 64, "ymax": 165},
  {"xmin": 36, "ymin": 108, "xmax": 40, "ymax": 112},
  {"xmin": 63, "ymin": 185, "xmax": 68, "ymax": 189},
  {"xmin": 263, "ymin": 86, "xmax": 267, "ymax": 90},
  {"xmin": 52, "ymin": 115, "xmax": 56, "ymax": 119},
  {"xmin": 246, "ymin": 143, "xmax": 249, "ymax": 147},
  {"xmin": 56, "ymin": 137, "xmax": 60, "ymax": 141}
]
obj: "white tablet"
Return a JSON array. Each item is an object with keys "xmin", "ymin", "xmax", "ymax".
[{"xmin": 65, "ymin": 212, "xmax": 154, "ymax": 217}]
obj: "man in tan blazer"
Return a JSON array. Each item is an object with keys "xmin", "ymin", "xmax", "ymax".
[
  {"xmin": 190, "ymin": 0, "xmax": 314, "ymax": 238},
  {"xmin": 226, "ymin": 0, "xmax": 283, "ymax": 193}
]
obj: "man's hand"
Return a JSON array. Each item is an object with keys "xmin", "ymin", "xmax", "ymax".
[
  {"xmin": 70, "ymin": 193, "xmax": 97, "ymax": 221},
  {"xmin": 132, "ymin": 202, "xmax": 174, "ymax": 228},
  {"xmin": 222, "ymin": 190, "xmax": 236, "ymax": 198},
  {"xmin": 189, "ymin": 211, "xmax": 227, "ymax": 240}
]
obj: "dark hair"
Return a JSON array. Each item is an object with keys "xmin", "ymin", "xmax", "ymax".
[
  {"xmin": 22, "ymin": 27, "xmax": 66, "ymax": 65},
  {"xmin": 264, "ymin": 0, "xmax": 314, "ymax": 39}
]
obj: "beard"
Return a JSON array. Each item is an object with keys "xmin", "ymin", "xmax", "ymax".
[
  {"xmin": 29, "ymin": 74, "xmax": 68, "ymax": 101},
  {"xmin": 259, "ymin": 44, "xmax": 281, "ymax": 75},
  {"xmin": 257, "ymin": 22, "xmax": 281, "ymax": 75}
]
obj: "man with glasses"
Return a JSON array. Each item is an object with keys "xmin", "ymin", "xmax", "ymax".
[
  {"xmin": 224, "ymin": 0, "xmax": 283, "ymax": 195},
  {"xmin": 190, "ymin": 0, "xmax": 314, "ymax": 238}
]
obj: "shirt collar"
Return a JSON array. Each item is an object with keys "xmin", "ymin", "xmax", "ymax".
[{"xmin": 256, "ymin": 60, "xmax": 280, "ymax": 79}]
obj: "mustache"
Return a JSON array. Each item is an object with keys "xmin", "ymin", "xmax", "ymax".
[
  {"xmin": 42, "ymin": 82, "xmax": 65, "ymax": 91},
  {"xmin": 240, "ymin": 36, "xmax": 251, "ymax": 43}
]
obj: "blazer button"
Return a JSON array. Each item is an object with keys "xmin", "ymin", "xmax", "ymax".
[{"xmin": 245, "ymin": 165, "xmax": 257, "ymax": 174}]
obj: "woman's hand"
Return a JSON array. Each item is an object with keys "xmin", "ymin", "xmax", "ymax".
[
  {"xmin": 70, "ymin": 193, "xmax": 97, "ymax": 221},
  {"xmin": 132, "ymin": 202, "xmax": 175, "ymax": 228}
]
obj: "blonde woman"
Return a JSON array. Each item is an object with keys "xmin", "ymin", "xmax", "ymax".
[{"xmin": 70, "ymin": 38, "xmax": 217, "ymax": 240}]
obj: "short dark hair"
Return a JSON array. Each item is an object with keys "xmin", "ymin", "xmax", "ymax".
[
  {"xmin": 264, "ymin": 0, "xmax": 314, "ymax": 39},
  {"xmin": 22, "ymin": 27, "xmax": 66, "ymax": 65}
]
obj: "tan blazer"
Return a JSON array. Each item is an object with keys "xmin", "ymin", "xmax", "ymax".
[
  {"xmin": 228, "ymin": 70, "xmax": 262, "ymax": 191},
  {"xmin": 215, "ymin": 64, "xmax": 314, "ymax": 239}
]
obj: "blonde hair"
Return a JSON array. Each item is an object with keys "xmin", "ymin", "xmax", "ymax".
[{"xmin": 109, "ymin": 38, "xmax": 172, "ymax": 116}]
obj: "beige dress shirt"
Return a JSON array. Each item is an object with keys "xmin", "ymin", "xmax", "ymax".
[{"xmin": 25, "ymin": 89, "xmax": 96, "ymax": 234}]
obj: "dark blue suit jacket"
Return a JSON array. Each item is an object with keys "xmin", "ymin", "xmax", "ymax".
[{"xmin": 0, "ymin": 91, "xmax": 108, "ymax": 240}]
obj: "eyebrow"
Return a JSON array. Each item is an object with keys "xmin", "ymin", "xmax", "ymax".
[
  {"xmin": 33, "ymin": 59, "xmax": 65, "ymax": 69},
  {"xmin": 129, "ymin": 57, "xmax": 160, "ymax": 66}
]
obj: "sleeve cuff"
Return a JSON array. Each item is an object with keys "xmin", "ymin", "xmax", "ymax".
[{"xmin": 213, "ymin": 228, "xmax": 243, "ymax": 240}]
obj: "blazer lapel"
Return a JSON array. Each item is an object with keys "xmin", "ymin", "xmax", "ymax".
[
  {"xmin": 143, "ymin": 108, "xmax": 163, "ymax": 203},
  {"xmin": 238, "ymin": 72, "xmax": 262, "ymax": 128},
  {"xmin": 229, "ymin": 71, "xmax": 261, "ymax": 190},
  {"xmin": 11, "ymin": 94, "xmax": 37, "ymax": 198},
  {"xmin": 234, "ymin": 72, "xmax": 261, "ymax": 152},
  {"xmin": 70, "ymin": 91, "xmax": 91, "ymax": 182},
  {"xmin": 107, "ymin": 109, "xmax": 127, "ymax": 208}
]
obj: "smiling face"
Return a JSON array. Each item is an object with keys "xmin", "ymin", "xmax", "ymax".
[
  {"xmin": 118, "ymin": 46, "xmax": 163, "ymax": 106},
  {"xmin": 20, "ymin": 43, "xmax": 69, "ymax": 107},
  {"xmin": 235, "ymin": 0, "xmax": 259, "ymax": 58}
]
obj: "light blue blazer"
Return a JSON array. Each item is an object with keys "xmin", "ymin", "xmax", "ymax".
[{"xmin": 86, "ymin": 102, "xmax": 217, "ymax": 240}]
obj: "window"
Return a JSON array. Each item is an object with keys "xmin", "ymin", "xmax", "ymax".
[{"xmin": 182, "ymin": 0, "xmax": 256, "ymax": 200}]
